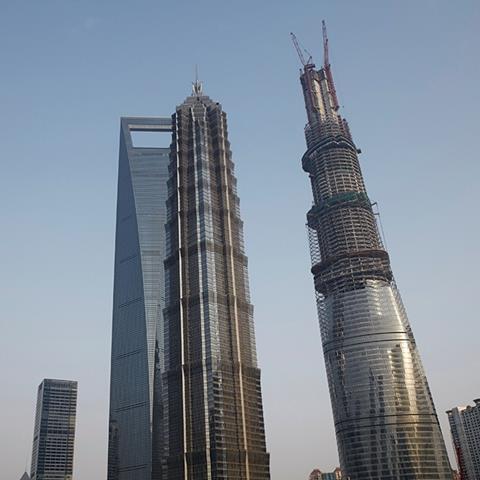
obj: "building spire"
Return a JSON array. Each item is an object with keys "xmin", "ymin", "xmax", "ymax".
[{"xmin": 192, "ymin": 65, "xmax": 203, "ymax": 96}]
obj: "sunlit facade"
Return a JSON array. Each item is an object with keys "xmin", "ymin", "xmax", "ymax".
[{"xmin": 296, "ymin": 28, "xmax": 452, "ymax": 479}]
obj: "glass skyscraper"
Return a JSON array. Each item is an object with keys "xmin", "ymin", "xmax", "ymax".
[
  {"xmin": 108, "ymin": 88, "xmax": 269, "ymax": 480},
  {"xmin": 295, "ymin": 25, "xmax": 452, "ymax": 479},
  {"xmin": 108, "ymin": 117, "xmax": 171, "ymax": 480},
  {"xmin": 30, "ymin": 379, "xmax": 77, "ymax": 480}
]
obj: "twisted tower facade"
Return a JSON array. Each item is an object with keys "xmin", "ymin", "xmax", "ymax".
[
  {"xmin": 296, "ymin": 26, "xmax": 452, "ymax": 479},
  {"xmin": 162, "ymin": 83, "xmax": 270, "ymax": 480}
]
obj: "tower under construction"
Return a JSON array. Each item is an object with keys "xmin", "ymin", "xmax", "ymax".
[{"xmin": 293, "ymin": 24, "xmax": 452, "ymax": 479}]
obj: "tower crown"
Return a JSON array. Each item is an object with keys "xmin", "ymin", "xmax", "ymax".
[
  {"xmin": 293, "ymin": 22, "xmax": 350, "ymax": 146},
  {"xmin": 192, "ymin": 79, "xmax": 203, "ymax": 96},
  {"xmin": 192, "ymin": 65, "xmax": 204, "ymax": 96}
]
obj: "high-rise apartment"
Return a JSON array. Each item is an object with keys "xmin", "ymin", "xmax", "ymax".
[
  {"xmin": 108, "ymin": 117, "xmax": 171, "ymax": 480},
  {"xmin": 162, "ymin": 82, "xmax": 269, "ymax": 480},
  {"xmin": 108, "ymin": 87, "xmax": 269, "ymax": 480},
  {"xmin": 30, "ymin": 379, "xmax": 77, "ymax": 480},
  {"xmin": 293, "ymin": 24, "xmax": 452, "ymax": 479},
  {"xmin": 447, "ymin": 399, "xmax": 480, "ymax": 480}
]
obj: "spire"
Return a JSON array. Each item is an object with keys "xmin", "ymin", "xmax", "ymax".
[{"xmin": 192, "ymin": 65, "xmax": 203, "ymax": 96}]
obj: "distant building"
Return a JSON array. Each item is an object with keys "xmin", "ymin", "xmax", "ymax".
[
  {"xmin": 309, "ymin": 468, "xmax": 343, "ymax": 480},
  {"xmin": 19, "ymin": 473, "xmax": 30, "ymax": 480},
  {"xmin": 30, "ymin": 379, "xmax": 77, "ymax": 480},
  {"xmin": 447, "ymin": 399, "xmax": 480, "ymax": 480},
  {"xmin": 309, "ymin": 469, "xmax": 322, "ymax": 480}
]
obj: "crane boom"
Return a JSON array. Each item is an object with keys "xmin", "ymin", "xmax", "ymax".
[
  {"xmin": 291, "ymin": 32, "xmax": 312, "ymax": 67},
  {"xmin": 322, "ymin": 20, "xmax": 339, "ymax": 110},
  {"xmin": 322, "ymin": 20, "xmax": 329, "ymax": 67},
  {"xmin": 291, "ymin": 32, "xmax": 306, "ymax": 66}
]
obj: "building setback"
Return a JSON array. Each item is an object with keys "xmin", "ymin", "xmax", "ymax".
[
  {"xmin": 293, "ymin": 24, "xmax": 452, "ymax": 479},
  {"xmin": 447, "ymin": 399, "xmax": 480, "ymax": 480},
  {"xmin": 30, "ymin": 379, "xmax": 77, "ymax": 480},
  {"xmin": 108, "ymin": 117, "xmax": 171, "ymax": 480},
  {"xmin": 162, "ymin": 82, "xmax": 270, "ymax": 480}
]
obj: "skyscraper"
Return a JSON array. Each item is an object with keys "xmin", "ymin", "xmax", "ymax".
[
  {"xmin": 108, "ymin": 117, "xmax": 171, "ymax": 480},
  {"xmin": 162, "ymin": 81, "xmax": 269, "ymax": 480},
  {"xmin": 108, "ymin": 88, "xmax": 269, "ymax": 480},
  {"xmin": 30, "ymin": 379, "xmax": 77, "ymax": 480},
  {"xmin": 293, "ymin": 24, "xmax": 452, "ymax": 479},
  {"xmin": 447, "ymin": 399, "xmax": 480, "ymax": 480}
]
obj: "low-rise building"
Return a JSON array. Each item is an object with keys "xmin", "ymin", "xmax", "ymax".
[{"xmin": 309, "ymin": 467, "xmax": 343, "ymax": 480}]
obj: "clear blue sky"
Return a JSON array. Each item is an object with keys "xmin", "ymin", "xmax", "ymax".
[{"xmin": 1, "ymin": 1, "xmax": 479, "ymax": 479}]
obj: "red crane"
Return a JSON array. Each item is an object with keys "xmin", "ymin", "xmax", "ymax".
[{"xmin": 322, "ymin": 20, "xmax": 340, "ymax": 111}]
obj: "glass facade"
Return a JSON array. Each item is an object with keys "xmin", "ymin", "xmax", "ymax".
[
  {"xmin": 162, "ymin": 86, "xmax": 270, "ymax": 480},
  {"xmin": 108, "ymin": 117, "xmax": 171, "ymax": 480},
  {"xmin": 30, "ymin": 379, "xmax": 77, "ymax": 480},
  {"xmin": 298, "ymin": 50, "xmax": 452, "ymax": 478},
  {"xmin": 108, "ymin": 101, "xmax": 268, "ymax": 480}
]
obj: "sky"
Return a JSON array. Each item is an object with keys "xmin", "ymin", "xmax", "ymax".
[{"xmin": 1, "ymin": 1, "xmax": 479, "ymax": 479}]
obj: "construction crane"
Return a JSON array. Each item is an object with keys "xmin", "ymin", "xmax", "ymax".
[
  {"xmin": 321, "ymin": 20, "xmax": 340, "ymax": 111},
  {"xmin": 290, "ymin": 32, "xmax": 313, "ymax": 67},
  {"xmin": 291, "ymin": 32, "xmax": 319, "ymax": 125},
  {"xmin": 322, "ymin": 20, "xmax": 330, "ymax": 68},
  {"xmin": 291, "ymin": 22, "xmax": 340, "ymax": 119}
]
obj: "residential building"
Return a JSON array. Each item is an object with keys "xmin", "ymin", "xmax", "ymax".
[
  {"xmin": 447, "ymin": 399, "xmax": 480, "ymax": 480},
  {"xmin": 309, "ymin": 467, "xmax": 343, "ymax": 480}
]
